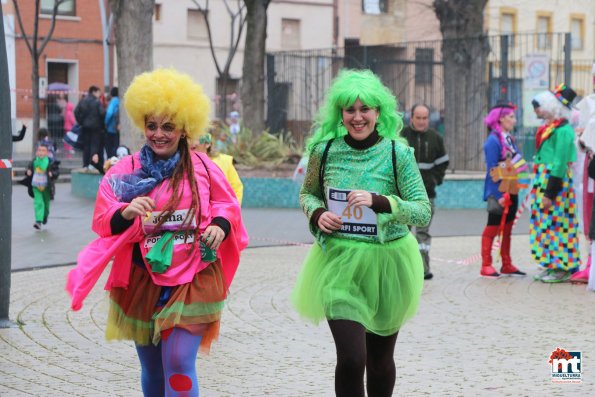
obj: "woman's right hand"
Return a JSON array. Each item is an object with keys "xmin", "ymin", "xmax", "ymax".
[
  {"xmin": 317, "ymin": 211, "xmax": 343, "ymax": 234},
  {"xmin": 121, "ymin": 196, "xmax": 155, "ymax": 220}
]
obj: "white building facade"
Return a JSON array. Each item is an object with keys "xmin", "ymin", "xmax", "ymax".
[{"xmin": 152, "ymin": 0, "xmax": 334, "ymax": 120}]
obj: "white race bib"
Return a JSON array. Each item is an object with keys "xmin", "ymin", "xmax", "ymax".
[
  {"xmin": 327, "ymin": 187, "xmax": 378, "ymax": 236},
  {"xmin": 144, "ymin": 231, "xmax": 195, "ymax": 248},
  {"xmin": 31, "ymin": 172, "xmax": 48, "ymax": 188},
  {"xmin": 142, "ymin": 209, "xmax": 197, "ymax": 234}
]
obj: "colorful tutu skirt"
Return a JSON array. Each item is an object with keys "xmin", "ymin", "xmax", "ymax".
[
  {"xmin": 105, "ymin": 260, "xmax": 227, "ymax": 354},
  {"xmin": 529, "ymin": 164, "xmax": 581, "ymax": 271},
  {"xmin": 292, "ymin": 233, "xmax": 423, "ymax": 336}
]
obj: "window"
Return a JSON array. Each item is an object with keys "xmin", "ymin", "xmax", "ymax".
[
  {"xmin": 570, "ymin": 15, "xmax": 585, "ymax": 50},
  {"xmin": 154, "ymin": 3, "xmax": 162, "ymax": 22},
  {"xmin": 500, "ymin": 8, "xmax": 517, "ymax": 47},
  {"xmin": 187, "ymin": 9, "xmax": 208, "ymax": 41},
  {"xmin": 415, "ymin": 48, "xmax": 433, "ymax": 85},
  {"xmin": 281, "ymin": 18, "xmax": 301, "ymax": 50},
  {"xmin": 500, "ymin": 7, "xmax": 517, "ymax": 35},
  {"xmin": 362, "ymin": 0, "xmax": 388, "ymax": 15},
  {"xmin": 501, "ymin": 14, "xmax": 514, "ymax": 35},
  {"xmin": 536, "ymin": 13, "xmax": 552, "ymax": 49},
  {"xmin": 40, "ymin": 0, "xmax": 75, "ymax": 16}
]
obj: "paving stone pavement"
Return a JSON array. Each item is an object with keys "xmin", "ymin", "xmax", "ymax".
[{"xmin": 2, "ymin": 236, "xmax": 595, "ymax": 396}]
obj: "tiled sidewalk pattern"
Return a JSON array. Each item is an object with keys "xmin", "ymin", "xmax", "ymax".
[{"xmin": 2, "ymin": 237, "xmax": 595, "ymax": 396}]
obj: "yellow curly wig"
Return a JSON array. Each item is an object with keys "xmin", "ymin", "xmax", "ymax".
[{"xmin": 124, "ymin": 68, "xmax": 210, "ymax": 140}]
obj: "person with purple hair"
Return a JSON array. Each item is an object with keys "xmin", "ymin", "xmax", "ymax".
[{"xmin": 480, "ymin": 101, "xmax": 527, "ymax": 277}]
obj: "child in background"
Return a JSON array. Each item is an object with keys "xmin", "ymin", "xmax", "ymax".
[
  {"xmin": 103, "ymin": 145, "xmax": 131, "ymax": 173},
  {"xmin": 37, "ymin": 128, "xmax": 56, "ymax": 160},
  {"xmin": 191, "ymin": 133, "xmax": 243, "ymax": 204},
  {"xmin": 26, "ymin": 144, "xmax": 59, "ymax": 230},
  {"xmin": 228, "ymin": 111, "xmax": 241, "ymax": 144},
  {"xmin": 63, "ymin": 101, "xmax": 77, "ymax": 155}
]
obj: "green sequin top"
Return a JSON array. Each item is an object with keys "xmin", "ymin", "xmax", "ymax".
[{"xmin": 300, "ymin": 135, "xmax": 431, "ymax": 244}]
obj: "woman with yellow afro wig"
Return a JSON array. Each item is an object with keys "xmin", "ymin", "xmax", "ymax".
[
  {"xmin": 69, "ymin": 68, "xmax": 248, "ymax": 396},
  {"xmin": 124, "ymin": 68, "xmax": 211, "ymax": 141}
]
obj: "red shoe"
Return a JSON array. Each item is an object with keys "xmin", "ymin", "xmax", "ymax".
[
  {"xmin": 500, "ymin": 263, "xmax": 526, "ymax": 276},
  {"xmin": 481, "ymin": 265, "xmax": 500, "ymax": 277}
]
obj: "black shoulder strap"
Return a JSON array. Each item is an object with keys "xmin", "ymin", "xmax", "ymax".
[
  {"xmin": 318, "ymin": 139, "xmax": 335, "ymax": 202},
  {"xmin": 391, "ymin": 140, "xmax": 402, "ymax": 198},
  {"xmin": 194, "ymin": 152, "xmax": 211, "ymax": 184}
]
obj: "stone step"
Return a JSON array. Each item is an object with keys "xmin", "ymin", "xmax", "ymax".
[{"xmin": 12, "ymin": 173, "xmax": 72, "ymax": 185}]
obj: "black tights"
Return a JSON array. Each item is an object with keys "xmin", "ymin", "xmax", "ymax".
[{"xmin": 328, "ymin": 320, "xmax": 399, "ymax": 397}]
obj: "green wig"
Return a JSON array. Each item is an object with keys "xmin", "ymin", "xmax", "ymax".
[{"xmin": 305, "ymin": 69, "xmax": 403, "ymax": 153}]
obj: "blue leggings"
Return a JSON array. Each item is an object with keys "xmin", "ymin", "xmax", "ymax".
[{"xmin": 135, "ymin": 328, "xmax": 202, "ymax": 397}]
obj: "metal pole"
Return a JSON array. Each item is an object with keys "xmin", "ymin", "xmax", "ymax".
[
  {"xmin": 564, "ymin": 32, "xmax": 572, "ymax": 85},
  {"xmin": 0, "ymin": 5, "xmax": 16, "ymax": 328},
  {"xmin": 99, "ymin": 0, "xmax": 111, "ymax": 93},
  {"xmin": 500, "ymin": 35, "xmax": 509, "ymax": 100}
]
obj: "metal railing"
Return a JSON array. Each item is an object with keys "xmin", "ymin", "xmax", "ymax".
[{"xmin": 264, "ymin": 33, "xmax": 592, "ymax": 170}]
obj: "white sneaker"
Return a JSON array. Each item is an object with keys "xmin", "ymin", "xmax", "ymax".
[
  {"xmin": 541, "ymin": 270, "xmax": 571, "ymax": 283},
  {"xmin": 533, "ymin": 269, "xmax": 550, "ymax": 281}
]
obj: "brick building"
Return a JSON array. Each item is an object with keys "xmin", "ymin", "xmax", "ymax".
[{"xmin": 3, "ymin": 0, "xmax": 113, "ymax": 153}]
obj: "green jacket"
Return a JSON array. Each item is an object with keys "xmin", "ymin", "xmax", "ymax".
[
  {"xmin": 533, "ymin": 121, "xmax": 576, "ymax": 179},
  {"xmin": 300, "ymin": 137, "xmax": 431, "ymax": 245}
]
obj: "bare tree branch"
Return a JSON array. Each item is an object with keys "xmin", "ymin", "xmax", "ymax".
[
  {"xmin": 10, "ymin": 0, "xmax": 34, "ymax": 56},
  {"xmin": 223, "ymin": 0, "xmax": 246, "ymax": 75},
  {"xmin": 191, "ymin": 0, "xmax": 222, "ymax": 76},
  {"xmin": 38, "ymin": 0, "xmax": 66, "ymax": 55}
]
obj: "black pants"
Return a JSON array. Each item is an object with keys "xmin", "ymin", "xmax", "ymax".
[
  {"xmin": 104, "ymin": 132, "xmax": 119, "ymax": 158},
  {"xmin": 81, "ymin": 127, "xmax": 104, "ymax": 171},
  {"xmin": 487, "ymin": 194, "xmax": 518, "ymax": 226},
  {"xmin": 328, "ymin": 320, "xmax": 399, "ymax": 397}
]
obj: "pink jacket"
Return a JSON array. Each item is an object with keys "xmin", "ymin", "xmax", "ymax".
[
  {"xmin": 64, "ymin": 102, "xmax": 76, "ymax": 132},
  {"xmin": 66, "ymin": 151, "xmax": 248, "ymax": 310}
]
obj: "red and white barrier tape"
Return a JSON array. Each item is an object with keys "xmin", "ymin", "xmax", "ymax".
[
  {"xmin": 251, "ymin": 236, "xmax": 312, "ymax": 247},
  {"xmin": 0, "ymin": 159, "xmax": 13, "ymax": 168}
]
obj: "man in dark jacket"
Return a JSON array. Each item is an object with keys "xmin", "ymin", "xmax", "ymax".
[
  {"xmin": 75, "ymin": 85, "xmax": 105, "ymax": 172},
  {"xmin": 401, "ymin": 104, "xmax": 449, "ymax": 280}
]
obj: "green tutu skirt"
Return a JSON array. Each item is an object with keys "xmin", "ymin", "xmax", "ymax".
[{"xmin": 292, "ymin": 233, "xmax": 423, "ymax": 336}]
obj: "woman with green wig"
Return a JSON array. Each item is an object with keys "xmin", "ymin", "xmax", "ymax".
[{"xmin": 292, "ymin": 69, "xmax": 431, "ymax": 396}]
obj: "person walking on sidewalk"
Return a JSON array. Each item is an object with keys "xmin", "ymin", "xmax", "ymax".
[
  {"xmin": 75, "ymin": 85, "xmax": 105, "ymax": 172},
  {"xmin": 66, "ymin": 68, "xmax": 248, "ymax": 397},
  {"xmin": 104, "ymin": 86, "xmax": 120, "ymax": 158},
  {"xmin": 480, "ymin": 101, "xmax": 527, "ymax": 277},
  {"xmin": 530, "ymin": 85, "xmax": 581, "ymax": 283},
  {"xmin": 292, "ymin": 69, "xmax": 431, "ymax": 397},
  {"xmin": 24, "ymin": 143, "xmax": 59, "ymax": 229},
  {"xmin": 401, "ymin": 104, "xmax": 449, "ymax": 279}
]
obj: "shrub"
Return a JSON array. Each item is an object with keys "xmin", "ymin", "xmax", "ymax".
[{"xmin": 220, "ymin": 126, "xmax": 302, "ymax": 168}]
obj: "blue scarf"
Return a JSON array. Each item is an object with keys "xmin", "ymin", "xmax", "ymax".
[{"xmin": 110, "ymin": 145, "xmax": 181, "ymax": 202}]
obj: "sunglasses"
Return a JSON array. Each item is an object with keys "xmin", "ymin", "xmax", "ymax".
[{"xmin": 145, "ymin": 121, "xmax": 178, "ymax": 135}]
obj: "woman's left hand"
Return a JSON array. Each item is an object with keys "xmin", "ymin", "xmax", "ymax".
[
  {"xmin": 541, "ymin": 197, "xmax": 553, "ymax": 210},
  {"xmin": 347, "ymin": 190, "xmax": 372, "ymax": 208},
  {"xmin": 202, "ymin": 225, "xmax": 225, "ymax": 250}
]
